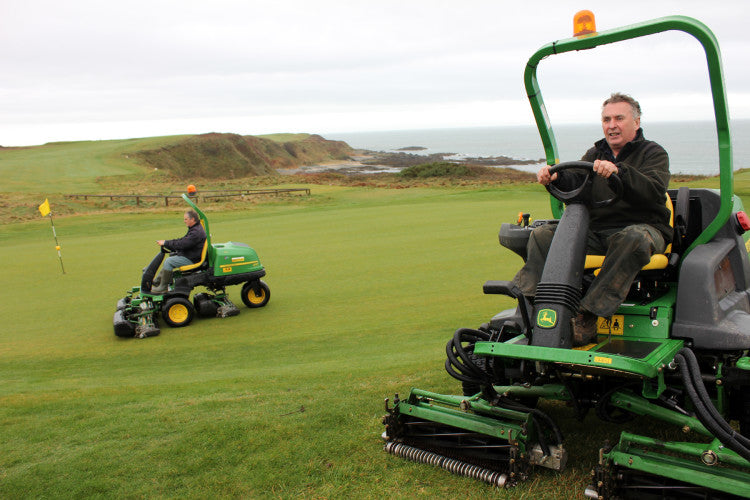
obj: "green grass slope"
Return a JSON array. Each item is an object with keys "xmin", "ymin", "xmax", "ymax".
[
  {"xmin": 0, "ymin": 136, "xmax": 190, "ymax": 193},
  {"xmin": 0, "ymin": 133, "xmax": 352, "ymax": 194}
]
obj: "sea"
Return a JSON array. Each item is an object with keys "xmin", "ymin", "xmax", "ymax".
[{"xmin": 327, "ymin": 120, "xmax": 750, "ymax": 176}]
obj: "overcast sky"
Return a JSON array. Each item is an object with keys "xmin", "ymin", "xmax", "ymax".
[{"xmin": 1, "ymin": 0, "xmax": 749, "ymax": 146}]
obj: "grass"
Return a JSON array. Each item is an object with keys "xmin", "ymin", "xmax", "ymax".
[
  {"xmin": 399, "ymin": 161, "xmax": 473, "ymax": 178},
  {"xmin": 2, "ymin": 179, "xmax": 734, "ymax": 498},
  {"xmin": 1, "ymin": 136, "xmax": 748, "ymax": 498},
  {"xmin": 1, "ymin": 185, "xmax": 569, "ymax": 498},
  {"xmin": 258, "ymin": 133, "xmax": 315, "ymax": 143},
  {"xmin": 0, "ymin": 136, "xmax": 191, "ymax": 193},
  {"xmin": 0, "ymin": 132, "xmax": 340, "ymax": 195}
]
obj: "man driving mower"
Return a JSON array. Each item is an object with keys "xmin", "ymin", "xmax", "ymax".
[
  {"xmin": 512, "ymin": 92, "xmax": 672, "ymax": 345},
  {"xmin": 151, "ymin": 210, "xmax": 206, "ymax": 294}
]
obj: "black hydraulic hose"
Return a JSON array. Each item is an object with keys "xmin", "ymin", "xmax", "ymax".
[
  {"xmin": 677, "ymin": 348, "xmax": 750, "ymax": 449},
  {"xmin": 450, "ymin": 329, "xmax": 490, "ymax": 376},
  {"xmin": 595, "ymin": 383, "xmax": 640, "ymax": 424},
  {"xmin": 445, "ymin": 332, "xmax": 485, "ymax": 380},
  {"xmin": 444, "ymin": 357, "xmax": 483, "ymax": 384},
  {"xmin": 445, "ymin": 328, "xmax": 492, "ymax": 383},
  {"xmin": 443, "ymin": 328, "xmax": 565, "ymax": 453},
  {"xmin": 675, "ymin": 351, "xmax": 750, "ymax": 462},
  {"xmin": 529, "ymin": 414, "xmax": 551, "ymax": 457},
  {"xmin": 498, "ymin": 396, "xmax": 564, "ymax": 446},
  {"xmin": 683, "ymin": 349, "xmax": 750, "ymax": 448},
  {"xmin": 675, "ymin": 354, "xmax": 729, "ymax": 443},
  {"xmin": 556, "ymin": 368, "xmax": 587, "ymax": 421}
]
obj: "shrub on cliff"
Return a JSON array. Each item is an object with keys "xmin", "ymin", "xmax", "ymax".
[{"xmin": 399, "ymin": 161, "xmax": 474, "ymax": 178}]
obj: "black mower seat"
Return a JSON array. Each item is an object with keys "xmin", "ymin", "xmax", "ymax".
[{"xmin": 584, "ymin": 195, "xmax": 675, "ymax": 273}]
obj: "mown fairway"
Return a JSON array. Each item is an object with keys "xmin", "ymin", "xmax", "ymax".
[
  {"xmin": 2, "ymin": 159, "xmax": 745, "ymax": 498},
  {"xmin": 1, "ymin": 184, "xmax": 566, "ymax": 499}
]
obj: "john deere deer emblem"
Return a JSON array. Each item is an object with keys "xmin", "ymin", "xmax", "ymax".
[{"xmin": 537, "ymin": 309, "xmax": 557, "ymax": 328}]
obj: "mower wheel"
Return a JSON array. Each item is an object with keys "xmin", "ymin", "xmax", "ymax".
[
  {"xmin": 162, "ymin": 297, "xmax": 196, "ymax": 327},
  {"xmin": 241, "ymin": 280, "xmax": 270, "ymax": 308}
]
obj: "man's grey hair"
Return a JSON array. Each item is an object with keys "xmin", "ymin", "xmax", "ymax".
[
  {"xmin": 185, "ymin": 210, "xmax": 200, "ymax": 223},
  {"xmin": 603, "ymin": 92, "xmax": 642, "ymax": 120}
]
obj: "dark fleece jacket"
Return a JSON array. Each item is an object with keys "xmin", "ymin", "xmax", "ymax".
[
  {"xmin": 164, "ymin": 223, "xmax": 207, "ymax": 263},
  {"xmin": 557, "ymin": 128, "xmax": 672, "ymax": 242}
]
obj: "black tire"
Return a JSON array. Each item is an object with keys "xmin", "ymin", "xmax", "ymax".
[
  {"xmin": 161, "ymin": 297, "xmax": 196, "ymax": 327},
  {"xmin": 461, "ymin": 358, "xmax": 485, "ymax": 396},
  {"xmin": 241, "ymin": 280, "xmax": 270, "ymax": 308}
]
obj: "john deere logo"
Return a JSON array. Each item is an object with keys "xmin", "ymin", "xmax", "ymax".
[{"xmin": 537, "ymin": 309, "xmax": 557, "ymax": 328}]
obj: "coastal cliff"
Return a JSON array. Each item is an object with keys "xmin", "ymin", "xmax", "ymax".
[{"xmin": 135, "ymin": 132, "xmax": 353, "ymax": 178}]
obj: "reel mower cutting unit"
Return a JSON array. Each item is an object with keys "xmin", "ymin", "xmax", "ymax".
[
  {"xmin": 113, "ymin": 193, "xmax": 270, "ymax": 338},
  {"xmin": 382, "ymin": 13, "xmax": 750, "ymax": 498}
]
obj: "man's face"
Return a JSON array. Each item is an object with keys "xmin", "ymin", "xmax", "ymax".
[
  {"xmin": 184, "ymin": 213, "xmax": 196, "ymax": 227},
  {"xmin": 601, "ymin": 101, "xmax": 640, "ymax": 154}
]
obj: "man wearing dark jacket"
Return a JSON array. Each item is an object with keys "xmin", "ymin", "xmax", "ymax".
[
  {"xmin": 151, "ymin": 210, "xmax": 207, "ymax": 293},
  {"xmin": 512, "ymin": 93, "xmax": 671, "ymax": 345}
]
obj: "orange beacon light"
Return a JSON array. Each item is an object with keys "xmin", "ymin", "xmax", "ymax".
[{"xmin": 573, "ymin": 10, "xmax": 596, "ymax": 37}]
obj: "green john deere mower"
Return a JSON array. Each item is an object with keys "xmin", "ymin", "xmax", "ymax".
[
  {"xmin": 382, "ymin": 13, "xmax": 750, "ymax": 498},
  {"xmin": 113, "ymin": 193, "xmax": 269, "ymax": 338}
]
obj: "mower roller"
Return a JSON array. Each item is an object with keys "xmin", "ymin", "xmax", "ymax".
[
  {"xmin": 382, "ymin": 13, "xmax": 750, "ymax": 498},
  {"xmin": 113, "ymin": 193, "xmax": 270, "ymax": 338}
]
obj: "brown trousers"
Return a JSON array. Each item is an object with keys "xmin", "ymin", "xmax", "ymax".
[{"xmin": 512, "ymin": 223, "xmax": 666, "ymax": 317}]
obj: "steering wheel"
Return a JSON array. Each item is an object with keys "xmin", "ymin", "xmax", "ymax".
[
  {"xmin": 160, "ymin": 244, "xmax": 174, "ymax": 254},
  {"xmin": 546, "ymin": 161, "xmax": 623, "ymax": 208}
]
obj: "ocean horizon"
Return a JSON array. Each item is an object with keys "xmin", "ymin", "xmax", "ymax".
[{"xmin": 327, "ymin": 119, "xmax": 750, "ymax": 176}]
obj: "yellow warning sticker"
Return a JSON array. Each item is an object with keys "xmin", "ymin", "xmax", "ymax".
[
  {"xmin": 594, "ymin": 356, "xmax": 613, "ymax": 365},
  {"xmin": 597, "ymin": 315, "xmax": 624, "ymax": 335}
]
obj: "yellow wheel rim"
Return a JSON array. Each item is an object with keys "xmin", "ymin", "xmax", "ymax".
[
  {"xmin": 247, "ymin": 288, "xmax": 266, "ymax": 305},
  {"xmin": 168, "ymin": 303, "xmax": 189, "ymax": 323}
]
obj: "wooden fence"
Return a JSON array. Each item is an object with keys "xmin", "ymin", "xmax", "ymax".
[{"xmin": 67, "ymin": 188, "xmax": 311, "ymax": 206}]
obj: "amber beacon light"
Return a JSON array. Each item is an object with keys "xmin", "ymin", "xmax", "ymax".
[{"xmin": 573, "ymin": 10, "xmax": 596, "ymax": 36}]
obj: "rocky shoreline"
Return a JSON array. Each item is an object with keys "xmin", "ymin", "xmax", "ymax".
[{"xmin": 280, "ymin": 148, "xmax": 544, "ymax": 175}]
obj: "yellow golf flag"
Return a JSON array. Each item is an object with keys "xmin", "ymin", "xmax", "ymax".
[{"xmin": 38, "ymin": 198, "xmax": 51, "ymax": 217}]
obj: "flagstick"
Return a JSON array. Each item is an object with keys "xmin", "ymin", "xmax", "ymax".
[{"xmin": 49, "ymin": 214, "xmax": 66, "ymax": 275}]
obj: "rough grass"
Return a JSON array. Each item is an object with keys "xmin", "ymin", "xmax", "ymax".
[{"xmin": 399, "ymin": 161, "xmax": 474, "ymax": 178}]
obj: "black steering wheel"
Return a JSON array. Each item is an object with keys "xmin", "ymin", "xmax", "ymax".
[{"xmin": 546, "ymin": 161, "xmax": 623, "ymax": 208}]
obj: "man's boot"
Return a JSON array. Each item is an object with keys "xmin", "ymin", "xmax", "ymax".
[
  {"xmin": 571, "ymin": 310, "xmax": 599, "ymax": 346},
  {"xmin": 151, "ymin": 269, "xmax": 173, "ymax": 294}
]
